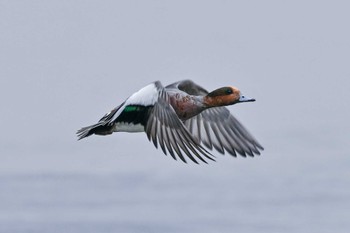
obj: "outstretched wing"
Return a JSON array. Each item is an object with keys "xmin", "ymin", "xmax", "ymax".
[
  {"xmin": 168, "ymin": 80, "xmax": 263, "ymax": 157},
  {"xmin": 145, "ymin": 81, "xmax": 215, "ymax": 164},
  {"xmin": 184, "ymin": 107, "xmax": 263, "ymax": 157}
]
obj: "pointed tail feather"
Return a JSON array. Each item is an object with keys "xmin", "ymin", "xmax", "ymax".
[
  {"xmin": 77, "ymin": 105, "xmax": 123, "ymax": 140},
  {"xmin": 76, "ymin": 122, "xmax": 114, "ymax": 140}
]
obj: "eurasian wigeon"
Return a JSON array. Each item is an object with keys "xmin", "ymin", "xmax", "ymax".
[{"xmin": 77, "ymin": 80, "xmax": 263, "ymax": 163}]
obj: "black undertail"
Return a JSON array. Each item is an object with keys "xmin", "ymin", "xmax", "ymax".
[{"xmin": 77, "ymin": 105, "xmax": 153, "ymax": 140}]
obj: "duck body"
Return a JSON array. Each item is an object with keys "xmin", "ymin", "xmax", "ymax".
[
  {"xmin": 166, "ymin": 89, "xmax": 206, "ymax": 121},
  {"xmin": 77, "ymin": 80, "xmax": 263, "ymax": 163}
]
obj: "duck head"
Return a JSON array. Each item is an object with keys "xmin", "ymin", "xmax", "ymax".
[{"xmin": 204, "ymin": 86, "xmax": 255, "ymax": 107}]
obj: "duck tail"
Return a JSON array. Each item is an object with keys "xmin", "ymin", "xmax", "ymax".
[
  {"xmin": 76, "ymin": 122, "xmax": 114, "ymax": 140},
  {"xmin": 77, "ymin": 104, "xmax": 124, "ymax": 140}
]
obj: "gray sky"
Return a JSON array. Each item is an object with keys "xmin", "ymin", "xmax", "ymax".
[{"xmin": 1, "ymin": 0, "xmax": 348, "ymax": 169}]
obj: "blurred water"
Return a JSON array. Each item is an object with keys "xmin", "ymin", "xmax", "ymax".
[{"xmin": 0, "ymin": 144, "xmax": 349, "ymax": 233}]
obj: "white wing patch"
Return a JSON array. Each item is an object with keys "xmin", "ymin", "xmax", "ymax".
[{"xmin": 127, "ymin": 82, "xmax": 159, "ymax": 106}]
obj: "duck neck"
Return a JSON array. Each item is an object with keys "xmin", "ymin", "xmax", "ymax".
[
  {"xmin": 203, "ymin": 95, "xmax": 238, "ymax": 108},
  {"xmin": 202, "ymin": 95, "xmax": 225, "ymax": 108}
]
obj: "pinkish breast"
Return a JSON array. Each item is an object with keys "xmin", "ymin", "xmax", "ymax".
[{"xmin": 168, "ymin": 92, "xmax": 206, "ymax": 121}]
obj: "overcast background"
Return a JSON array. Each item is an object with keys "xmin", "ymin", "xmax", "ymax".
[{"xmin": 0, "ymin": 1, "xmax": 349, "ymax": 233}]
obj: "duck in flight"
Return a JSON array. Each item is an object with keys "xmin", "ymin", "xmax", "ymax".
[{"xmin": 77, "ymin": 80, "xmax": 263, "ymax": 163}]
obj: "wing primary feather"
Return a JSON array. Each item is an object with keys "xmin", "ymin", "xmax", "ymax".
[
  {"xmin": 157, "ymin": 98, "xmax": 171, "ymax": 155},
  {"xmin": 145, "ymin": 107, "xmax": 159, "ymax": 149},
  {"xmin": 181, "ymin": 127, "xmax": 215, "ymax": 162},
  {"xmin": 234, "ymin": 119, "xmax": 264, "ymax": 150},
  {"xmin": 157, "ymin": 119, "xmax": 167, "ymax": 155},
  {"xmin": 224, "ymin": 123, "xmax": 247, "ymax": 154},
  {"xmin": 202, "ymin": 117, "xmax": 213, "ymax": 149},
  {"xmin": 150, "ymin": 117, "xmax": 159, "ymax": 149},
  {"xmin": 188, "ymin": 117, "xmax": 194, "ymax": 134},
  {"xmin": 220, "ymin": 126, "xmax": 244, "ymax": 157},
  {"xmin": 166, "ymin": 130, "xmax": 178, "ymax": 161},
  {"xmin": 168, "ymin": 127, "xmax": 186, "ymax": 162},
  {"xmin": 232, "ymin": 125, "xmax": 258, "ymax": 156},
  {"xmin": 182, "ymin": 132, "xmax": 208, "ymax": 163},
  {"xmin": 162, "ymin": 123, "xmax": 178, "ymax": 161},
  {"xmin": 226, "ymin": 118, "xmax": 256, "ymax": 157},
  {"xmin": 172, "ymin": 128, "xmax": 199, "ymax": 164},
  {"xmin": 226, "ymin": 125, "xmax": 249, "ymax": 157},
  {"xmin": 181, "ymin": 137, "xmax": 208, "ymax": 163},
  {"xmin": 216, "ymin": 123, "xmax": 238, "ymax": 156},
  {"xmin": 196, "ymin": 114, "xmax": 202, "ymax": 143},
  {"xmin": 209, "ymin": 122, "xmax": 225, "ymax": 154}
]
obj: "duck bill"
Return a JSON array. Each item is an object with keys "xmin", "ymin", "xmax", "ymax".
[{"xmin": 238, "ymin": 94, "xmax": 255, "ymax": 103}]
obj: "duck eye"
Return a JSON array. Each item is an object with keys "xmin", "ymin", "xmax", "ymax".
[{"xmin": 226, "ymin": 89, "xmax": 233, "ymax": 95}]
